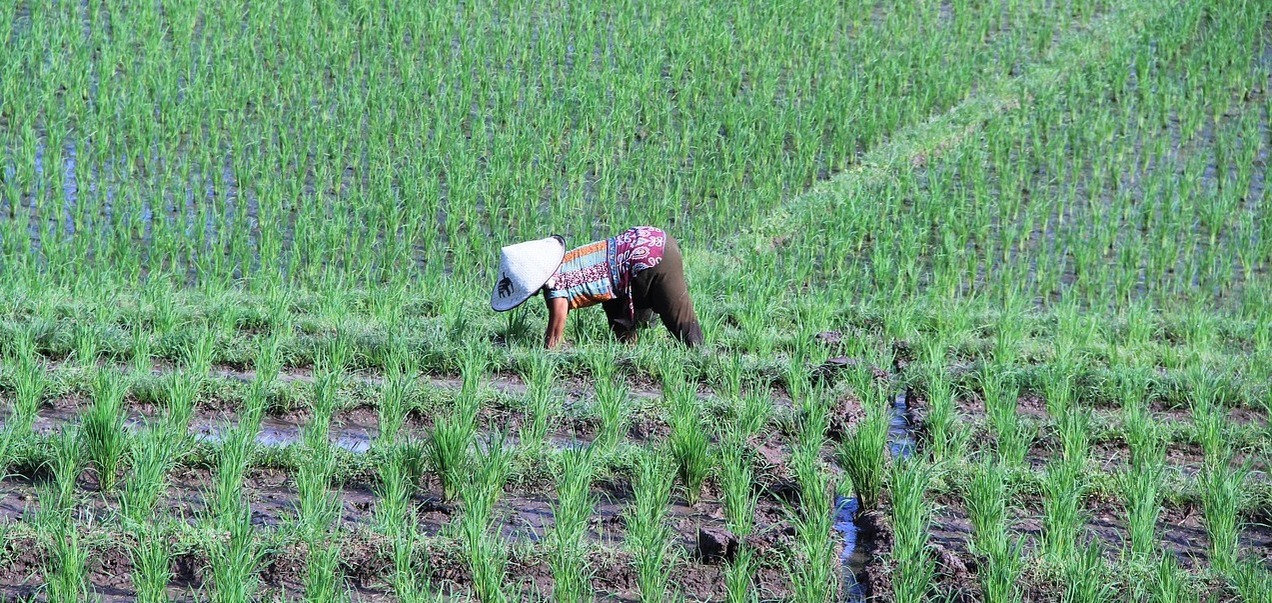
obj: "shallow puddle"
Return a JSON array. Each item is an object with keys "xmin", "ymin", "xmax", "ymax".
[{"xmin": 836, "ymin": 384, "xmax": 917, "ymax": 600}]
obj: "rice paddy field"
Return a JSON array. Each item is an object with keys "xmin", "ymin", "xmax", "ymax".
[{"xmin": 0, "ymin": 0, "xmax": 1270, "ymax": 601}]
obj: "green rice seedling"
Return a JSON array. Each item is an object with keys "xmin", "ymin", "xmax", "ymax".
[
  {"xmin": 1043, "ymin": 361, "xmax": 1078, "ymax": 418},
  {"xmin": 737, "ymin": 389, "xmax": 772, "ymax": 438},
  {"xmin": 724, "ymin": 545, "xmax": 757, "ymax": 603},
  {"xmin": 715, "ymin": 353, "xmax": 746, "ymax": 401},
  {"xmin": 379, "ymin": 347, "xmax": 417, "ymax": 447},
  {"xmin": 667, "ymin": 382, "xmax": 711, "ymax": 504},
  {"xmin": 307, "ymin": 370, "xmax": 340, "ymax": 449},
  {"xmin": 550, "ymin": 447, "xmax": 595, "ymax": 603},
  {"xmin": 73, "ymin": 322, "xmax": 99, "ymax": 368},
  {"xmin": 1122, "ymin": 401, "xmax": 1160, "ymax": 471},
  {"xmin": 1149, "ymin": 553, "xmax": 1195, "ymax": 603},
  {"xmin": 1062, "ymin": 542, "xmax": 1115, "ymax": 603},
  {"xmin": 46, "ymin": 528, "xmax": 88, "ymax": 603},
  {"xmin": 787, "ymin": 455, "xmax": 835, "ymax": 603},
  {"xmin": 519, "ymin": 350, "xmax": 557, "ymax": 452},
  {"xmin": 890, "ymin": 456, "xmax": 935, "ymax": 602},
  {"xmin": 594, "ymin": 373, "xmax": 630, "ymax": 453},
  {"xmin": 1056, "ymin": 407, "xmax": 1090, "ymax": 466},
  {"xmin": 296, "ymin": 443, "xmax": 341, "ymax": 542},
  {"xmin": 131, "ymin": 527, "xmax": 172, "ymax": 603},
  {"xmin": 837, "ymin": 391, "xmax": 889, "ymax": 509},
  {"xmin": 923, "ymin": 366, "xmax": 967, "ymax": 462},
  {"xmin": 626, "ymin": 451, "xmax": 675, "ymax": 603},
  {"xmin": 48, "ymin": 428, "xmax": 82, "ymax": 518},
  {"xmin": 1124, "ymin": 440, "xmax": 1165, "ymax": 557},
  {"xmin": 982, "ymin": 371, "xmax": 1033, "ymax": 467},
  {"xmin": 10, "ymin": 345, "xmax": 47, "ymax": 435},
  {"xmin": 306, "ymin": 542, "xmax": 350, "ymax": 603},
  {"xmin": 122, "ymin": 425, "xmax": 179, "ymax": 523},
  {"xmin": 164, "ymin": 369, "xmax": 200, "ymax": 436},
  {"xmin": 1042, "ymin": 458, "xmax": 1086, "ymax": 562},
  {"xmin": 390, "ymin": 524, "xmax": 434, "ymax": 603},
  {"xmin": 427, "ymin": 414, "xmax": 474, "ymax": 502},
  {"xmin": 1197, "ymin": 455, "xmax": 1249, "ymax": 575},
  {"xmin": 968, "ymin": 463, "xmax": 1023, "ymax": 603},
  {"xmin": 182, "ymin": 324, "xmax": 218, "ymax": 378},
  {"xmin": 1232, "ymin": 559, "xmax": 1272, "ymax": 603},
  {"xmin": 458, "ymin": 344, "xmax": 488, "ymax": 409},
  {"xmin": 719, "ymin": 436, "xmax": 758, "ymax": 536},
  {"xmin": 376, "ymin": 444, "xmax": 418, "ymax": 535},
  {"xmin": 82, "ymin": 370, "xmax": 128, "ymax": 492},
  {"xmin": 1191, "ymin": 396, "xmax": 1230, "ymax": 462},
  {"xmin": 213, "ymin": 414, "xmax": 258, "ymax": 520},
  {"xmin": 460, "ymin": 434, "xmax": 515, "ymax": 603},
  {"xmin": 210, "ymin": 504, "xmax": 261, "ymax": 603},
  {"xmin": 130, "ymin": 328, "xmax": 153, "ymax": 376},
  {"xmin": 471, "ymin": 430, "xmax": 515, "ymax": 510},
  {"xmin": 252, "ymin": 334, "xmax": 283, "ymax": 392},
  {"xmin": 793, "ymin": 387, "xmax": 829, "ymax": 462}
]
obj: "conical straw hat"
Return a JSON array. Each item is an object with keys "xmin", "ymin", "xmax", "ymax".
[{"xmin": 490, "ymin": 235, "xmax": 566, "ymax": 312}]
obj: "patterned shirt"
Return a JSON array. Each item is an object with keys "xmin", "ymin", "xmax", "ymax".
[{"xmin": 546, "ymin": 227, "xmax": 667, "ymax": 318}]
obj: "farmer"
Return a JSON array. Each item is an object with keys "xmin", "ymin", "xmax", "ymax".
[{"xmin": 490, "ymin": 226, "xmax": 704, "ymax": 349}]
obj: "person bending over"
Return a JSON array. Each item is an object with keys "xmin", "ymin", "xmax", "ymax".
[{"xmin": 491, "ymin": 226, "xmax": 704, "ymax": 348}]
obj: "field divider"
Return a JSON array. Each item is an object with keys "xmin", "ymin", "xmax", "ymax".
[{"xmin": 717, "ymin": 0, "xmax": 1170, "ymax": 264}]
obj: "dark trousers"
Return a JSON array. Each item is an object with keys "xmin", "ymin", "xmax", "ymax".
[{"xmin": 603, "ymin": 235, "xmax": 704, "ymax": 346}]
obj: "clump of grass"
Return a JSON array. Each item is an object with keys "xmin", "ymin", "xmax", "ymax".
[
  {"xmin": 981, "ymin": 369, "xmax": 1033, "ymax": 467},
  {"xmin": 626, "ymin": 451, "xmax": 675, "ymax": 603},
  {"xmin": 210, "ymin": 504, "xmax": 262, "ymax": 603},
  {"xmin": 296, "ymin": 441, "xmax": 341, "ymax": 542},
  {"xmin": 550, "ymin": 447, "xmax": 595, "ymax": 603},
  {"xmin": 390, "ymin": 523, "xmax": 434, "ymax": 603},
  {"xmin": 122, "ymin": 425, "xmax": 180, "ymax": 523},
  {"xmin": 923, "ymin": 366, "xmax": 965, "ymax": 461},
  {"xmin": 306, "ymin": 542, "xmax": 350, "ymax": 603},
  {"xmin": 1197, "ymin": 454, "xmax": 1249, "ymax": 575},
  {"xmin": 788, "ymin": 444, "xmax": 835, "ymax": 603},
  {"xmin": 737, "ymin": 389, "xmax": 772, "ymax": 438},
  {"xmin": 667, "ymin": 380, "xmax": 711, "ymax": 504},
  {"xmin": 379, "ymin": 345, "xmax": 417, "ymax": 447},
  {"xmin": 132, "ymin": 527, "xmax": 173, "ymax": 603},
  {"xmin": 9, "ymin": 337, "xmax": 47, "ymax": 434},
  {"xmin": 82, "ymin": 369, "xmax": 128, "ymax": 492},
  {"xmin": 213, "ymin": 415, "xmax": 258, "ymax": 520},
  {"xmin": 46, "ymin": 528, "xmax": 88, "ymax": 603},
  {"xmin": 593, "ymin": 370, "xmax": 630, "ymax": 453},
  {"xmin": 1062, "ymin": 542, "xmax": 1115, "ymax": 603},
  {"xmin": 376, "ymin": 442, "xmax": 424, "ymax": 534},
  {"xmin": 891, "ymin": 456, "xmax": 935, "ymax": 602},
  {"xmin": 1149, "ymin": 553, "xmax": 1192, "ymax": 603},
  {"xmin": 719, "ymin": 435, "xmax": 757, "ymax": 536},
  {"xmin": 428, "ymin": 414, "xmax": 474, "ymax": 502},
  {"xmin": 967, "ymin": 462, "xmax": 1023, "ymax": 603},
  {"xmin": 1191, "ymin": 395, "xmax": 1230, "ymax": 461},
  {"xmin": 1122, "ymin": 413, "xmax": 1164, "ymax": 559},
  {"xmin": 1041, "ymin": 457, "xmax": 1086, "ymax": 562},
  {"xmin": 164, "ymin": 369, "xmax": 200, "ymax": 435},
  {"xmin": 519, "ymin": 350, "xmax": 558, "ymax": 452},
  {"xmin": 49, "ymin": 428, "xmax": 82, "ymax": 519},
  {"xmin": 73, "ymin": 322, "xmax": 99, "ymax": 368},
  {"xmin": 725, "ymin": 545, "xmax": 757, "ymax": 603},
  {"xmin": 1055, "ymin": 406, "xmax": 1090, "ymax": 466},
  {"xmin": 838, "ymin": 385, "xmax": 889, "ymax": 509},
  {"xmin": 461, "ymin": 431, "xmax": 516, "ymax": 603}
]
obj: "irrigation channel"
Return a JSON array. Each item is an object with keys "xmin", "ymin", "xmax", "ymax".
[{"xmin": 835, "ymin": 385, "xmax": 917, "ymax": 601}]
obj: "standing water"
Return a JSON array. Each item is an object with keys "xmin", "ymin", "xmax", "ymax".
[{"xmin": 834, "ymin": 387, "xmax": 915, "ymax": 601}]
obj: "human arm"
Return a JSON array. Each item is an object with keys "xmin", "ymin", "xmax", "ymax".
[{"xmin": 544, "ymin": 294, "xmax": 568, "ymax": 349}]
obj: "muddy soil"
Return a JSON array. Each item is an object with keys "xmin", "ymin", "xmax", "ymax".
[{"xmin": 0, "ymin": 457, "xmax": 806, "ymax": 602}]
